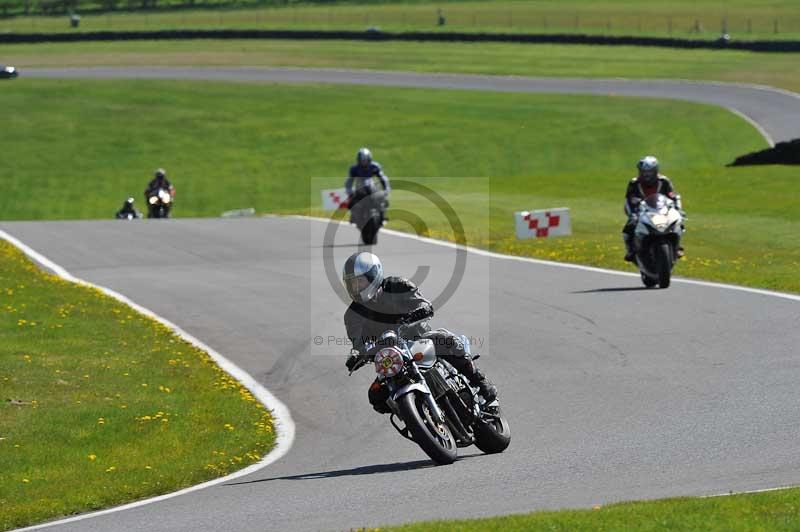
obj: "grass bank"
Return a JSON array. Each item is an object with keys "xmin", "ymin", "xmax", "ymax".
[
  {"xmin": 381, "ymin": 487, "xmax": 800, "ymax": 531},
  {"xmin": 2, "ymin": 79, "xmax": 797, "ymax": 292},
  {"xmin": 5, "ymin": 40, "xmax": 800, "ymax": 93},
  {"xmin": 2, "ymin": 0, "xmax": 799, "ymax": 40},
  {"xmin": 0, "ymin": 240, "xmax": 276, "ymax": 531}
]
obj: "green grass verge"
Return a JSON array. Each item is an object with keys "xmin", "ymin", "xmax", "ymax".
[
  {"xmin": 5, "ymin": 39, "xmax": 800, "ymax": 93},
  {"xmin": 2, "ymin": 0, "xmax": 800, "ymax": 39},
  {"xmin": 0, "ymin": 240, "xmax": 276, "ymax": 531},
  {"xmin": 2, "ymin": 79, "xmax": 798, "ymax": 293},
  {"xmin": 379, "ymin": 488, "xmax": 800, "ymax": 531}
]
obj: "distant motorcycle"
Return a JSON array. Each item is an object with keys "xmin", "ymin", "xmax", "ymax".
[
  {"xmin": 147, "ymin": 188, "xmax": 173, "ymax": 219},
  {"xmin": 633, "ymin": 193, "xmax": 685, "ymax": 288},
  {"xmin": 349, "ymin": 188, "xmax": 386, "ymax": 245},
  {"xmin": 115, "ymin": 197, "xmax": 142, "ymax": 220},
  {"xmin": 349, "ymin": 320, "xmax": 511, "ymax": 465}
]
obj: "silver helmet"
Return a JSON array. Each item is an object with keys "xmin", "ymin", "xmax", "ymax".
[
  {"xmin": 637, "ymin": 156, "xmax": 659, "ymax": 185},
  {"xmin": 342, "ymin": 252, "xmax": 383, "ymax": 303},
  {"xmin": 356, "ymin": 147, "xmax": 372, "ymax": 166}
]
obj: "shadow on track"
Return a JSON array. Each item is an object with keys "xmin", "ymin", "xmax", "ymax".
[
  {"xmin": 223, "ymin": 460, "xmax": 435, "ymax": 486},
  {"xmin": 224, "ymin": 454, "xmax": 483, "ymax": 487},
  {"xmin": 572, "ymin": 286, "xmax": 653, "ymax": 294}
]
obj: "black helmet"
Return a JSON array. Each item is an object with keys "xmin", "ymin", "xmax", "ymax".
[
  {"xmin": 155, "ymin": 168, "xmax": 167, "ymax": 179},
  {"xmin": 342, "ymin": 252, "xmax": 383, "ymax": 303},
  {"xmin": 637, "ymin": 156, "xmax": 659, "ymax": 186},
  {"xmin": 356, "ymin": 148, "xmax": 372, "ymax": 167}
]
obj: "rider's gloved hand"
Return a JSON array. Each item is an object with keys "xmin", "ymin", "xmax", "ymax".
[{"xmin": 345, "ymin": 353, "xmax": 361, "ymax": 372}]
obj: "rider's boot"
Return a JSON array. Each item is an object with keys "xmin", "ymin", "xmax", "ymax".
[
  {"xmin": 623, "ymin": 240, "xmax": 636, "ymax": 263},
  {"xmin": 468, "ymin": 367, "xmax": 497, "ymax": 403},
  {"xmin": 622, "ymin": 228, "xmax": 636, "ymax": 262}
]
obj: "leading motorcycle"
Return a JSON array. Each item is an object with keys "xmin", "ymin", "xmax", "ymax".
[
  {"xmin": 147, "ymin": 188, "xmax": 173, "ymax": 219},
  {"xmin": 349, "ymin": 320, "xmax": 511, "ymax": 465},
  {"xmin": 349, "ymin": 188, "xmax": 386, "ymax": 245},
  {"xmin": 633, "ymin": 193, "xmax": 685, "ymax": 288}
]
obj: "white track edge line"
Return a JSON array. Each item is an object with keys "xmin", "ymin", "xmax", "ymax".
[
  {"xmin": 705, "ymin": 484, "xmax": 798, "ymax": 498},
  {"xmin": 0, "ymin": 229, "xmax": 296, "ymax": 532},
  {"xmin": 296, "ymin": 215, "xmax": 800, "ymax": 303},
  {"xmin": 726, "ymin": 107, "xmax": 775, "ymax": 147}
]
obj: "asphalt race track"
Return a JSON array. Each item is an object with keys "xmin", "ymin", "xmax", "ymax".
[
  {"xmin": 6, "ymin": 69, "xmax": 800, "ymax": 531},
  {"xmin": 3, "ymin": 217, "xmax": 799, "ymax": 532},
  {"xmin": 24, "ymin": 67, "xmax": 800, "ymax": 144}
]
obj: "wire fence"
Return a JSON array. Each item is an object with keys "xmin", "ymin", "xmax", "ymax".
[{"xmin": 1, "ymin": 3, "xmax": 799, "ymax": 39}]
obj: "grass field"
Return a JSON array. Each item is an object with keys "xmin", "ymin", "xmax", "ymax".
[
  {"xmin": 2, "ymin": 0, "xmax": 800, "ymax": 39},
  {"xmin": 5, "ymin": 39, "xmax": 800, "ymax": 93},
  {"xmin": 0, "ymin": 240, "xmax": 276, "ymax": 531},
  {"xmin": 382, "ymin": 487, "xmax": 800, "ymax": 531},
  {"xmin": 2, "ymin": 79, "xmax": 798, "ymax": 293}
]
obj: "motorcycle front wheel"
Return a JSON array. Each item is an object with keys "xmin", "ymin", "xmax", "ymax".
[
  {"xmin": 655, "ymin": 242, "xmax": 672, "ymax": 288},
  {"xmin": 360, "ymin": 216, "xmax": 379, "ymax": 245},
  {"xmin": 474, "ymin": 406, "xmax": 511, "ymax": 454},
  {"xmin": 640, "ymin": 272, "xmax": 658, "ymax": 288},
  {"xmin": 398, "ymin": 392, "xmax": 457, "ymax": 465}
]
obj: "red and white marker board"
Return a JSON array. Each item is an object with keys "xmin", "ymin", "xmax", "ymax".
[
  {"xmin": 514, "ymin": 208, "xmax": 572, "ymax": 239},
  {"xmin": 321, "ymin": 188, "xmax": 349, "ymax": 210}
]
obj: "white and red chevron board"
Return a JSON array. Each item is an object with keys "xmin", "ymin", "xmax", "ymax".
[
  {"xmin": 514, "ymin": 208, "xmax": 572, "ymax": 239},
  {"xmin": 321, "ymin": 188, "xmax": 349, "ymax": 211}
]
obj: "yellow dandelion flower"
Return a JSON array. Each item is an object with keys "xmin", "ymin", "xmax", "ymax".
[{"xmin": 88, "ymin": 454, "xmax": 97, "ymax": 461}]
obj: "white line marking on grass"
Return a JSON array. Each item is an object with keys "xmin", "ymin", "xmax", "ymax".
[
  {"xmin": 0, "ymin": 229, "xmax": 296, "ymax": 532},
  {"xmin": 298, "ymin": 215, "xmax": 800, "ymax": 303}
]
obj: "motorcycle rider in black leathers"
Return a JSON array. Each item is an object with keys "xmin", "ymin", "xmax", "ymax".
[
  {"xmin": 343, "ymin": 252, "xmax": 496, "ymax": 413},
  {"xmin": 623, "ymin": 156, "xmax": 684, "ymax": 262},
  {"xmin": 115, "ymin": 197, "xmax": 142, "ymax": 219},
  {"xmin": 345, "ymin": 148, "xmax": 390, "ymax": 221}
]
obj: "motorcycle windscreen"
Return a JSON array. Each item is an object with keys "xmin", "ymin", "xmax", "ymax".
[{"xmin": 644, "ymin": 194, "xmax": 668, "ymax": 210}]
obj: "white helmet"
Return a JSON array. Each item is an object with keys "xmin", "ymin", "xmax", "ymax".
[
  {"xmin": 342, "ymin": 252, "xmax": 383, "ymax": 303},
  {"xmin": 637, "ymin": 156, "xmax": 659, "ymax": 184}
]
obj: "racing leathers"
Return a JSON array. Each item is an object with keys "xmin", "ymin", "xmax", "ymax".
[
  {"xmin": 345, "ymin": 161, "xmax": 390, "ymax": 209},
  {"xmin": 622, "ymin": 175, "xmax": 683, "ymax": 261},
  {"xmin": 344, "ymin": 276, "xmax": 496, "ymax": 412}
]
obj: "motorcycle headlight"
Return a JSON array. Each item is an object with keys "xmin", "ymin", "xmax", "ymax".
[
  {"xmin": 374, "ymin": 347, "xmax": 405, "ymax": 378},
  {"xmin": 148, "ymin": 196, "xmax": 158, "ymax": 205},
  {"xmin": 650, "ymin": 213, "xmax": 668, "ymax": 231}
]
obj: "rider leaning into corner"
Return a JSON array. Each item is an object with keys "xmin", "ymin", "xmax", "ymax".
[
  {"xmin": 343, "ymin": 252, "xmax": 497, "ymax": 413},
  {"xmin": 345, "ymin": 148, "xmax": 390, "ymax": 218},
  {"xmin": 622, "ymin": 155, "xmax": 685, "ymax": 262}
]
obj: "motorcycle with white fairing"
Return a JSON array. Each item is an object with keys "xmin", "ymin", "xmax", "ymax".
[
  {"xmin": 147, "ymin": 188, "xmax": 173, "ymax": 219},
  {"xmin": 633, "ymin": 193, "xmax": 685, "ymax": 288},
  {"xmin": 349, "ymin": 320, "xmax": 510, "ymax": 465}
]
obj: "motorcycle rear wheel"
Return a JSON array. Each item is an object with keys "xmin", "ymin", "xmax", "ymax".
[{"xmin": 398, "ymin": 392, "xmax": 457, "ymax": 465}]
